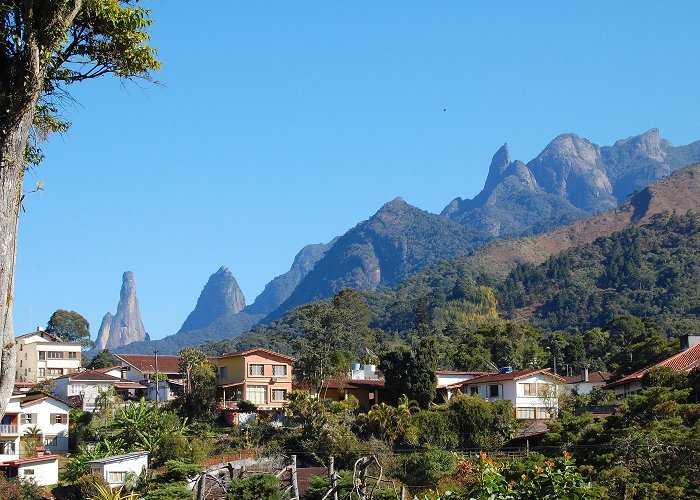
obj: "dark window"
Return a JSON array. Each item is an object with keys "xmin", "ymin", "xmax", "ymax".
[{"xmin": 489, "ymin": 385, "xmax": 499, "ymax": 397}]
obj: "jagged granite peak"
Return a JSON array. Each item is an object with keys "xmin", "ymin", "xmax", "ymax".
[
  {"xmin": 245, "ymin": 240, "xmax": 336, "ymax": 315},
  {"xmin": 264, "ymin": 198, "xmax": 489, "ymax": 320},
  {"xmin": 95, "ymin": 272, "xmax": 148, "ymax": 350},
  {"xmin": 444, "ymin": 129, "xmax": 700, "ymax": 239},
  {"xmin": 482, "ymin": 143, "xmax": 511, "ymax": 193},
  {"xmin": 95, "ymin": 313, "xmax": 113, "ymax": 350},
  {"xmin": 178, "ymin": 266, "xmax": 246, "ymax": 333}
]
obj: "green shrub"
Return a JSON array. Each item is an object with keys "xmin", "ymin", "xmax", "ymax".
[
  {"xmin": 227, "ymin": 473, "xmax": 281, "ymax": 500},
  {"xmin": 72, "ymin": 471, "xmax": 110, "ymax": 500},
  {"xmin": 144, "ymin": 483, "xmax": 194, "ymax": 500},
  {"xmin": 408, "ymin": 410, "xmax": 459, "ymax": 449}
]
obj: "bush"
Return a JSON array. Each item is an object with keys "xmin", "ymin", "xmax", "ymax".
[
  {"xmin": 144, "ymin": 483, "xmax": 194, "ymax": 500},
  {"xmin": 408, "ymin": 410, "xmax": 459, "ymax": 449},
  {"xmin": 227, "ymin": 473, "xmax": 281, "ymax": 500},
  {"xmin": 72, "ymin": 472, "xmax": 110, "ymax": 500},
  {"xmin": 396, "ymin": 447, "xmax": 457, "ymax": 488}
]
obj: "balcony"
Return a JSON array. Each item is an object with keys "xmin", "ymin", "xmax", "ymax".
[{"xmin": 0, "ymin": 424, "xmax": 18, "ymax": 434}]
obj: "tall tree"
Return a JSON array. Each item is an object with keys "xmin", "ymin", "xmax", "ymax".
[
  {"xmin": 380, "ymin": 337, "xmax": 438, "ymax": 408},
  {"xmin": 46, "ymin": 309, "xmax": 93, "ymax": 350},
  {"xmin": 0, "ymin": 1, "xmax": 159, "ymax": 418}
]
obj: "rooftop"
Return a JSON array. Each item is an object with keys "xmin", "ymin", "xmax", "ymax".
[
  {"xmin": 115, "ymin": 354, "xmax": 182, "ymax": 375},
  {"xmin": 88, "ymin": 451, "xmax": 149, "ymax": 465},
  {"xmin": 460, "ymin": 368, "xmax": 566, "ymax": 385},
  {"xmin": 563, "ymin": 371, "xmax": 612, "ymax": 384},
  {"xmin": 218, "ymin": 348, "xmax": 297, "ymax": 363},
  {"xmin": 604, "ymin": 343, "xmax": 700, "ymax": 389}
]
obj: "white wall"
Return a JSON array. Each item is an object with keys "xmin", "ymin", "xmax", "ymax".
[
  {"xmin": 20, "ymin": 398, "xmax": 70, "ymax": 453},
  {"xmin": 437, "ymin": 373, "xmax": 479, "ymax": 386},
  {"xmin": 92, "ymin": 454, "xmax": 149, "ymax": 485},
  {"xmin": 18, "ymin": 458, "xmax": 59, "ymax": 486}
]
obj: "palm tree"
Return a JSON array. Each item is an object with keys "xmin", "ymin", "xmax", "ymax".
[
  {"xmin": 94, "ymin": 386, "xmax": 123, "ymax": 430},
  {"xmin": 21, "ymin": 425, "xmax": 43, "ymax": 457}
]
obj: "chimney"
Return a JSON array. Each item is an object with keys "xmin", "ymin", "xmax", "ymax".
[
  {"xmin": 581, "ymin": 367, "xmax": 589, "ymax": 382},
  {"xmin": 37, "ymin": 326, "xmax": 44, "ymax": 332}
]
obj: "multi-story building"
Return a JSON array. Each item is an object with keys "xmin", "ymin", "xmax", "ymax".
[
  {"xmin": 0, "ymin": 391, "xmax": 70, "ymax": 485},
  {"xmin": 215, "ymin": 348, "xmax": 296, "ymax": 411},
  {"xmin": 14, "ymin": 328, "xmax": 82, "ymax": 383},
  {"xmin": 458, "ymin": 367, "xmax": 565, "ymax": 419}
]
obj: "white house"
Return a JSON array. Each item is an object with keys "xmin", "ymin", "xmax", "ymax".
[
  {"xmin": 563, "ymin": 369, "xmax": 612, "ymax": 395},
  {"xmin": 0, "ymin": 391, "xmax": 69, "ymax": 485},
  {"xmin": 114, "ymin": 354, "xmax": 183, "ymax": 401},
  {"xmin": 53, "ymin": 369, "xmax": 145, "ymax": 412},
  {"xmin": 89, "ymin": 451, "xmax": 149, "ymax": 486},
  {"xmin": 458, "ymin": 368, "xmax": 565, "ymax": 419},
  {"xmin": 436, "ymin": 370, "xmax": 494, "ymax": 402},
  {"xmin": 604, "ymin": 337, "xmax": 700, "ymax": 398}
]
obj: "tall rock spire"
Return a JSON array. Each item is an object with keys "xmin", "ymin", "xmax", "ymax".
[
  {"xmin": 178, "ymin": 266, "xmax": 246, "ymax": 333},
  {"xmin": 95, "ymin": 272, "xmax": 148, "ymax": 350}
]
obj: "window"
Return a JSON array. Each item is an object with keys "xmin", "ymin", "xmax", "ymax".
[
  {"xmin": 219, "ymin": 367, "xmax": 227, "ymax": 379},
  {"xmin": 47, "ymin": 368, "xmax": 63, "ymax": 376},
  {"xmin": 469, "ymin": 387, "xmax": 478, "ymax": 396},
  {"xmin": 68, "ymin": 352, "xmax": 78, "ymax": 359},
  {"xmin": 39, "ymin": 368, "xmax": 45, "ymax": 377},
  {"xmin": 516, "ymin": 407, "xmax": 536, "ymax": 419},
  {"xmin": 246, "ymin": 385, "xmax": 267, "ymax": 405},
  {"xmin": 522, "ymin": 383, "xmax": 537, "ymax": 396},
  {"xmin": 489, "ymin": 385, "xmax": 499, "ymax": 397},
  {"xmin": 38, "ymin": 351, "xmax": 45, "ymax": 361},
  {"xmin": 20, "ymin": 414, "xmax": 35, "ymax": 425},
  {"xmin": 70, "ymin": 384, "xmax": 84, "ymax": 396},
  {"xmin": 51, "ymin": 414, "xmax": 67, "ymax": 425},
  {"xmin": 249, "ymin": 364, "xmax": 264, "ymax": 376},
  {"xmin": 22, "ymin": 469, "xmax": 34, "ymax": 476},
  {"xmin": 272, "ymin": 389, "xmax": 287, "ymax": 401},
  {"xmin": 67, "ymin": 368, "xmax": 78, "ymax": 374},
  {"xmin": 0, "ymin": 440, "xmax": 16, "ymax": 454},
  {"xmin": 272, "ymin": 365, "xmax": 287, "ymax": 377},
  {"xmin": 44, "ymin": 436, "xmax": 57, "ymax": 447},
  {"xmin": 108, "ymin": 471, "xmax": 126, "ymax": 483},
  {"xmin": 47, "ymin": 351, "xmax": 64, "ymax": 359}
]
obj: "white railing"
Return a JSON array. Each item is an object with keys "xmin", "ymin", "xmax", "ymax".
[{"xmin": 0, "ymin": 424, "xmax": 18, "ymax": 434}]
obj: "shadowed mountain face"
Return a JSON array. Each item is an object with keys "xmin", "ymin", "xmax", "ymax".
[
  {"xmin": 178, "ymin": 266, "xmax": 245, "ymax": 334},
  {"xmin": 265, "ymin": 198, "xmax": 490, "ymax": 320},
  {"xmin": 244, "ymin": 240, "xmax": 336, "ymax": 316},
  {"xmin": 443, "ymin": 129, "xmax": 700, "ymax": 238},
  {"xmin": 95, "ymin": 272, "xmax": 148, "ymax": 350}
]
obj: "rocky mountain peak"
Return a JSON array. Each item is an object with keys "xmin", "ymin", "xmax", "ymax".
[
  {"xmin": 178, "ymin": 266, "xmax": 246, "ymax": 333},
  {"xmin": 482, "ymin": 143, "xmax": 512, "ymax": 192},
  {"xmin": 95, "ymin": 272, "xmax": 148, "ymax": 350}
]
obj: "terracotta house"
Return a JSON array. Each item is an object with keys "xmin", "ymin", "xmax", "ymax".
[{"xmin": 215, "ymin": 348, "xmax": 296, "ymax": 412}]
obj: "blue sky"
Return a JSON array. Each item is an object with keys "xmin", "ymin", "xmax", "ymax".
[{"xmin": 14, "ymin": 1, "xmax": 700, "ymax": 341}]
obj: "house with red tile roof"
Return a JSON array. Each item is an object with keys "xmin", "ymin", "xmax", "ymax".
[
  {"xmin": 114, "ymin": 354, "xmax": 184, "ymax": 402},
  {"xmin": 454, "ymin": 368, "xmax": 566, "ymax": 419},
  {"xmin": 53, "ymin": 369, "xmax": 146, "ymax": 411},
  {"xmin": 603, "ymin": 336, "xmax": 700, "ymax": 398},
  {"xmin": 563, "ymin": 369, "xmax": 613, "ymax": 395}
]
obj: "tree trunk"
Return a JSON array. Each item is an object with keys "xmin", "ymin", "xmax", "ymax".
[{"xmin": 0, "ymin": 107, "xmax": 36, "ymax": 419}]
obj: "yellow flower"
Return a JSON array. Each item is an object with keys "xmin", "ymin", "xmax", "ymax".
[
  {"xmin": 521, "ymin": 474, "xmax": 528, "ymax": 480},
  {"xmin": 534, "ymin": 466, "xmax": 543, "ymax": 474},
  {"xmin": 545, "ymin": 460, "xmax": 555, "ymax": 468},
  {"xmin": 563, "ymin": 450, "xmax": 571, "ymax": 458}
]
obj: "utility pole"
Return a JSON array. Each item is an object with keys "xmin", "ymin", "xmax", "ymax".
[{"xmin": 153, "ymin": 350, "xmax": 160, "ymax": 406}]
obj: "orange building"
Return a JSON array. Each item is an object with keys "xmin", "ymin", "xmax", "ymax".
[{"xmin": 214, "ymin": 348, "xmax": 296, "ymax": 412}]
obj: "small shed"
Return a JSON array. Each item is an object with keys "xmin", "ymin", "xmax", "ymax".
[{"xmin": 88, "ymin": 451, "xmax": 149, "ymax": 486}]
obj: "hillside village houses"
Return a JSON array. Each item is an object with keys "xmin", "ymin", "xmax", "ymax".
[
  {"xmin": 604, "ymin": 333, "xmax": 700, "ymax": 398},
  {"xmin": 0, "ymin": 391, "xmax": 70, "ymax": 485},
  {"xmin": 14, "ymin": 328, "xmax": 82, "ymax": 382},
  {"xmin": 53, "ymin": 367, "xmax": 146, "ymax": 412}
]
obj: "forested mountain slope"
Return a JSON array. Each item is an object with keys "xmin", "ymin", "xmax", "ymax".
[{"xmin": 499, "ymin": 210, "xmax": 700, "ymax": 333}]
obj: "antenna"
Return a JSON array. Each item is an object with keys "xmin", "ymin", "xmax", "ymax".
[{"xmin": 484, "ymin": 360, "xmax": 499, "ymax": 372}]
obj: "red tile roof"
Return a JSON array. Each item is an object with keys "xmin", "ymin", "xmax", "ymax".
[
  {"xmin": 322, "ymin": 379, "xmax": 385, "ymax": 390},
  {"xmin": 0, "ymin": 454, "xmax": 59, "ymax": 466},
  {"xmin": 604, "ymin": 343, "xmax": 700, "ymax": 389},
  {"xmin": 460, "ymin": 368, "xmax": 566, "ymax": 385},
  {"xmin": 15, "ymin": 330, "xmax": 61, "ymax": 341},
  {"xmin": 115, "ymin": 354, "xmax": 182, "ymax": 375},
  {"xmin": 436, "ymin": 370, "xmax": 494, "ymax": 376},
  {"xmin": 56, "ymin": 371, "xmax": 121, "ymax": 382},
  {"xmin": 563, "ymin": 371, "xmax": 612, "ymax": 384},
  {"xmin": 218, "ymin": 348, "xmax": 297, "ymax": 363}
]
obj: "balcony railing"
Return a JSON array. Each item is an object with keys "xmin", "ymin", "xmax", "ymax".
[{"xmin": 0, "ymin": 424, "xmax": 18, "ymax": 434}]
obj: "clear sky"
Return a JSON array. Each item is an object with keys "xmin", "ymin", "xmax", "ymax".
[{"xmin": 13, "ymin": 1, "xmax": 700, "ymax": 341}]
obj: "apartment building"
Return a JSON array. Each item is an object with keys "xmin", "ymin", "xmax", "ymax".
[
  {"xmin": 215, "ymin": 348, "xmax": 296, "ymax": 410},
  {"xmin": 15, "ymin": 329, "xmax": 82, "ymax": 383}
]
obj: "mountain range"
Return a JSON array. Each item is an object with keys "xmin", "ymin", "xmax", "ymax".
[{"xmin": 111, "ymin": 129, "xmax": 700, "ymax": 354}]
